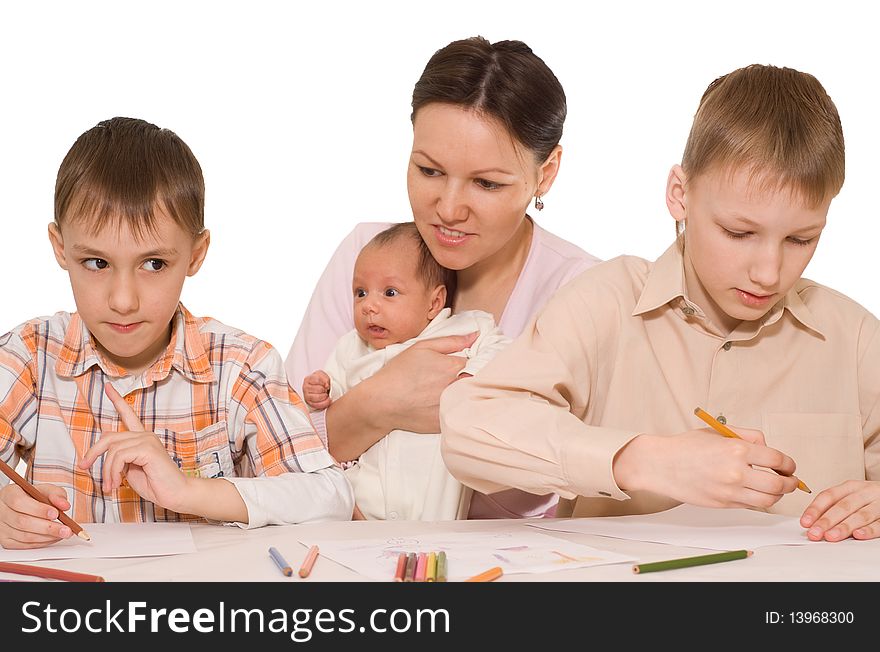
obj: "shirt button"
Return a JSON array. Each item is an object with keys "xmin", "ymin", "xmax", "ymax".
[
  {"xmin": 125, "ymin": 394, "xmax": 136, "ymax": 405},
  {"xmin": 388, "ymin": 511, "xmax": 398, "ymax": 520},
  {"xmin": 722, "ymin": 341, "xmax": 732, "ymax": 351},
  {"xmin": 682, "ymin": 306, "xmax": 695, "ymax": 316},
  {"xmin": 717, "ymin": 415, "xmax": 727, "ymax": 425}
]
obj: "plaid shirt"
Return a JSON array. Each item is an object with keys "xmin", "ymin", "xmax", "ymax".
[{"xmin": 0, "ymin": 304, "xmax": 335, "ymax": 523}]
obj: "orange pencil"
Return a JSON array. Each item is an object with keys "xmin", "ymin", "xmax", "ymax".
[
  {"xmin": 0, "ymin": 561, "xmax": 104, "ymax": 583},
  {"xmin": 298, "ymin": 545, "xmax": 320, "ymax": 578},
  {"xmin": 464, "ymin": 566, "xmax": 503, "ymax": 582},
  {"xmin": 694, "ymin": 407, "xmax": 811, "ymax": 493},
  {"xmin": 0, "ymin": 458, "xmax": 90, "ymax": 541}
]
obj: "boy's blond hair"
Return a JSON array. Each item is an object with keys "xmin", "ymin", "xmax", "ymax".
[
  {"xmin": 54, "ymin": 117, "xmax": 204, "ymax": 239},
  {"xmin": 682, "ymin": 64, "xmax": 844, "ymax": 207}
]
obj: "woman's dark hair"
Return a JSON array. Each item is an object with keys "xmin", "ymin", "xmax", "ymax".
[{"xmin": 411, "ymin": 36, "xmax": 566, "ymax": 162}]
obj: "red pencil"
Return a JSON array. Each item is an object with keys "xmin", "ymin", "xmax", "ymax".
[
  {"xmin": 0, "ymin": 561, "xmax": 104, "ymax": 583},
  {"xmin": 0, "ymin": 458, "xmax": 90, "ymax": 541},
  {"xmin": 393, "ymin": 552, "xmax": 408, "ymax": 582},
  {"xmin": 298, "ymin": 545, "xmax": 320, "ymax": 578}
]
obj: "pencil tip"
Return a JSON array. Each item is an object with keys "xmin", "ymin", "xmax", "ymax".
[{"xmin": 78, "ymin": 531, "xmax": 91, "ymax": 541}]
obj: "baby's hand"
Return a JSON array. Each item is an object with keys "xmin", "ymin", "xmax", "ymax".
[{"xmin": 302, "ymin": 370, "xmax": 332, "ymax": 410}]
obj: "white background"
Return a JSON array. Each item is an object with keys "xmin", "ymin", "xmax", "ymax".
[{"xmin": 2, "ymin": 0, "xmax": 877, "ymax": 356}]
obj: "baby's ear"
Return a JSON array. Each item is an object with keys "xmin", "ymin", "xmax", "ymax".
[{"xmin": 427, "ymin": 284, "xmax": 447, "ymax": 319}]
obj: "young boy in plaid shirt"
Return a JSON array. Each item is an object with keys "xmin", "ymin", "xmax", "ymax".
[{"xmin": 0, "ymin": 117, "xmax": 353, "ymax": 549}]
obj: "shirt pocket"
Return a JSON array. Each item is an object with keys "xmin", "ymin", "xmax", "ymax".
[
  {"xmin": 155, "ymin": 421, "xmax": 235, "ymax": 480},
  {"xmin": 762, "ymin": 412, "xmax": 864, "ymax": 516}
]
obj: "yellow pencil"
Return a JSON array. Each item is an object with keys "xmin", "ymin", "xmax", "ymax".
[
  {"xmin": 694, "ymin": 407, "xmax": 810, "ymax": 493},
  {"xmin": 426, "ymin": 552, "xmax": 437, "ymax": 582}
]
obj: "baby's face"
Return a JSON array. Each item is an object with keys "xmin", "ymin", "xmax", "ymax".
[{"xmin": 352, "ymin": 241, "xmax": 441, "ymax": 349}]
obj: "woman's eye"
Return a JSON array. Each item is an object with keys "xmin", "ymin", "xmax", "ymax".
[
  {"xmin": 142, "ymin": 259, "xmax": 166, "ymax": 272},
  {"xmin": 83, "ymin": 258, "xmax": 109, "ymax": 271},
  {"xmin": 384, "ymin": 288, "xmax": 399, "ymax": 297},
  {"xmin": 722, "ymin": 228, "xmax": 750, "ymax": 240},
  {"xmin": 475, "ymin": 178, "xmax": 500, "ymax": 191},
  {"xmin": 418, "ymin": 166, "xmax": 442, "ymax": 177}
]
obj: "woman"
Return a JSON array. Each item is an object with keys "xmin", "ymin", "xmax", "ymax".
[{"xmin": 286, "ymin": 36, "xmax": 600, "ymax": 519}]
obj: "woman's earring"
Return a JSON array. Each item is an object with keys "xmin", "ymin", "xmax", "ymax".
[{"xmin": 534, "ymin": 194, "xmax": 544, "ymax": 211}]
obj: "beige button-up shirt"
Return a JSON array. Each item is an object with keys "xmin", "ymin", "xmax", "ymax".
[{"xmin": 440, "ymin": 243, "xmax": 880, "ymax": 517}]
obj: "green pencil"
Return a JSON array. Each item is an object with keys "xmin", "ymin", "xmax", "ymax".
[
  {"xmin": 436, "ymin": 551, "xmax": 448, "ymax": 582},
  {"xmin": 632, "ymin": 549, "xmax": 752, "ymax": 574}
]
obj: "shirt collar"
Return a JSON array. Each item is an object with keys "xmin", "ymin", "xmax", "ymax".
[
  {"xmin": 55, "ymin": 304, "xmax": 215, "ymax": 383},
  {"xmin": 632, "ymin": 241, "xmax": 825, "ymax": 338}
]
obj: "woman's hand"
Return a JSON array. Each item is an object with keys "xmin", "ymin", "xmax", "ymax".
[
  {"xmin": 801, "ymin": 480, "xmax": 880, "ymax": 541},
  {"xmin": 613, "ymin": 426, "xmax": 800, "ymax": 509},
  {"xmin": 0, "ymin": 482, "xmax": 72, "ymax": 549},
  {"xmin": 326, "ymin": 332, "xmax": 477, "ymax": 461}
]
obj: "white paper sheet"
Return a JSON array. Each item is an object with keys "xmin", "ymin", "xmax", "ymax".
[
  {"xmin": 0, "ymin": 522, "xmax": 197, "ymax": 562},
  {"xmin": 307, "ymin": 528, "xmax": 635, "ymax": 580},
  {"xmin": 527, "ymin": 504, "xmax": 813, "ymax": 550}
]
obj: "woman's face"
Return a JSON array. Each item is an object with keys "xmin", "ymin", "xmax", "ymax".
[{"xmin": 407, "ymin": 103, "xmax": 555, "ymax": 271}]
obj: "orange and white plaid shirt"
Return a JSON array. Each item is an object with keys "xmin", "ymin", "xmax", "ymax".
[{"xmin": 0, "ymin": 304, "xmax": 343, "ymax": 524}]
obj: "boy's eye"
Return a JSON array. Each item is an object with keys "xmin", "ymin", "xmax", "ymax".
[
  {"xmin": 384, "ymin": 288, "xmax": 399, "ymax": 297},
  {"xmin": 142, "ymin": 259, "xmax": 166, "ymax": 271},
  {"xmin": 475, "ymin": 178, "xmax": 501, "ymax": 191},
  {"xmin": 722, "ymin": 228, "xmax": 750, "ymax": 240},
  {"xmin": 787, "ymin": 236, "xmax": 814, "ymax": 247},
  {"xmin": 354, "ymin": 288, "xmax": 367, "ymax": 298},
  {"xmin": 418, "ymin": 166, "xmax": 442, "ymax": 177},
  {"xmin": 83, "ymin": 258, "xmax": 109, "ymax": 271}
]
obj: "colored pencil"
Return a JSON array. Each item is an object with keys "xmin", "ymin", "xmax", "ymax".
[
  {"xmin": 426, "ymin": 552, "xmax": 437, "ymax": 582},
  {"xmin": 464, "ymin": 566, "xmax": 503, "ymax": 582},
  {"xmin": 436, "ymin": 551, "xmax": 447, "ymax": 582},
  {"xmin": 0, "ymin": 458, "xmax": 90, "ymax": 541},
  {"xmin": 298, "ymin": 545, "xmax": 320, "ymax": 578},
  {"xmin": 268, "ymin": 546, "xmax": 293, "ymax": 577},
  {"xmin": 694, "ymin": 407, "xmax": 811, "ymax": 493},
  {"xmin": 414, "ymin": 552, "xmax": 427, "ymax": 582},
  {"xmin": 633, "ymin": 549, "xmax": 752, "ymax": 574},
  {"xmin": 404, "ymin": 552, "xmax": 417, "ymax": 582},
  {"xmin": 0, "ymin": 561, "xmax": 104, "ymax": 583},
  {"xmin": 393, "ymin": 552, "xmax": 408, "ymax": 582}
]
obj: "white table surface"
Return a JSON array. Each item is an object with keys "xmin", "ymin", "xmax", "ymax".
[{"xmin": 5, "ymin": 517, "xmax": 878, "ymax": 582}]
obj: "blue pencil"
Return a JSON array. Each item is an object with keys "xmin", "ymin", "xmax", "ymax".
[{"xmin": 269, "ymin": 546, "xmax": 293, "ymax": 577}]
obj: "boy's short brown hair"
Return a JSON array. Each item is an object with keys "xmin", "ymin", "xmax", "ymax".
[
  {"xmin": 367, "ymin": 222, "xmax": 456, "ymax": 308},
  {"xmin": 682, "ymin": 64, "xmax": 844, "ymax": 206},
  {"xmin": 54, "ymin": 117, "xmax": 204, "ymax": 238}
]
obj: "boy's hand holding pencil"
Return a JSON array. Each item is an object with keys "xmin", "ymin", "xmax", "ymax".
[{"xmin": 0, "ymin": 458, "xmax": 89, "ymax": 549}]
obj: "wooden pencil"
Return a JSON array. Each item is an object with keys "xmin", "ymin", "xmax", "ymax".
[
  {"xmin": 298, "ymin": 545, "xmax": 320, "ymax": 578},
  {"xmin": 0, "ymin": 561, "xmax": 104, "ymax": 583},
  {"xmin": 425, "ymin": 552, "xmax": 437, "ymax": 582},
  {"xmin": 414, "ymin": 552, "xmax": 427, "ymax": 582},
  {"xmin": 633, "ymin": 549, "xmax": 752, "ymax": 574},
  {"xmin": 436, "ymin": 551, "xmax": 447, "ymax": 582},
  {"xmin": 0, "ymin": 458, "xmax": 90, "ymax": 541},
  {"xmin": 464, "ymin": 566, "xmax": 503, "ymax": 582},
  {"xmin": 404, "ymin": 552, "xmax": 417, "ymax": 582},
  {"xmin": 694, "ymin": 407, "xmax": 811, "ymax": 493},
  {"xmin": 393, "ymin": 552, "xmax": 408, "ymax": 582}
]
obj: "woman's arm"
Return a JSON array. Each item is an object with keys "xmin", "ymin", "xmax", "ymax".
[{"xmin": 326, "ymin": 333, "xmax": 477, "ymax": 461}]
